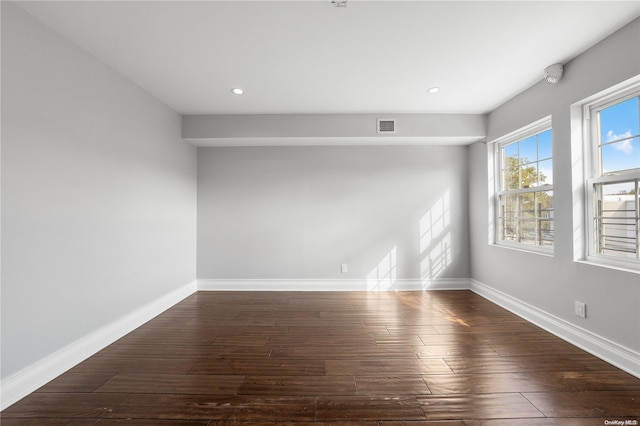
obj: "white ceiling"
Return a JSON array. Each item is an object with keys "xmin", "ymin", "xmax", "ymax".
[{"xmin": 14, "ymin": 0, "xmax": 640, "ymax": 116}]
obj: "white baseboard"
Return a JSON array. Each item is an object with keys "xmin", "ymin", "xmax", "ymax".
[
  {"xmin": 0, "ymin": 281, "xmax": 197, "ymax": 411},
  {"xmin": 197, "ymin": 278, "xmax": 470, "ymax": 292},
  {"xmin": 420, "ymin": 278, "xmax": 470, "ymax": 291},
  {"xmin": 470, "ymin": 279, "xmax": 640, "ymax": 379}
]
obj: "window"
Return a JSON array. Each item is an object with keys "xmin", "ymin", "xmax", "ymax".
[
  {"xmin": 585, "ymin": 85, "xmax": 640, "ymax": 268},
  {"xmin": 492, "ymin": 117, "xmax": 553, "ymax": 253}
]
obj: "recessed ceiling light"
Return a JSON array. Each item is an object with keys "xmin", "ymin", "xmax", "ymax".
[
  {"xmin": 427, "ymin": 87, "xmax": 440, "ymax": 94},
  {"xmin": 231, "ymin": 88, "xmax": 244, "ymax": 95}
]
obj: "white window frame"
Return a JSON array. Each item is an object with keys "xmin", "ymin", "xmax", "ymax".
[
  {"xmin": 582, "ymin": 81, "xmax": 640, "ymax": 271},
  {"xmin": 490, "ymin": 116, "xmax": 554, "ymax": 255}
]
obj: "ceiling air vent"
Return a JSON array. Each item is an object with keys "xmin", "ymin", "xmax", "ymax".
[{"xmin": 377, "ymin": 119, "xmax": 396, "ymax": 134}]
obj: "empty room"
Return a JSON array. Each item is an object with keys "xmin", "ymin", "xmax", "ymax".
[{"xmin": 2, "ymin": 0, "xmax": 640, "ymax": 424}]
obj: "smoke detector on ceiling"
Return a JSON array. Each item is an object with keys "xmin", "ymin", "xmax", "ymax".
[
  {"xmin": 544, "ymin": 63, "xmax": 564, "ymax": 84},
  {"xmin": 377, "ymin": 119, "xmax": 396, "ymax": 134}
]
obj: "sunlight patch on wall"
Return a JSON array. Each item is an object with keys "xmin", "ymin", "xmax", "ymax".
[
  {"xmin": 367, "ymin": 246, "xmax": 397, "ymax": 291},
  {"xmin": 420, "ymin": 190, "xmax": 452, "ymax": 287}
]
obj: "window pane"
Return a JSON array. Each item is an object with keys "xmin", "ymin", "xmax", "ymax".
[
  {"xmin": 599, "ymin": 97, "xmax": 639, "ymax": 144},
  {"xmin": 519, "ymin": 135, "xmax": 537, "ymax": 163},
  {"xmin": 503, "ymin": 166, "xmax": 519, "ymax": 190},
  {"xmin": 537, "ymin": 190, "xmax": 554, "ymax": 246},
  {"xmin": 518, "ymin": 193, "xmax": 536, "ymax": 245},
  {"xmin": 519, "ymin": 163, "xmax": 538, "ymax": 189},
  {"xmin": 502, "ymin": 143, "xmax": 519, "ymax": 190},
  {"xmin": 499, "ymin": 194, "xmax": 517, "ymax": 241},
  {"xmin": 601, "ymin": 136, "xmax": 640, "ymax": 174},
  {"xmin": 538, "ymin": 129, "xmax": 552, "ymax": 160},
  {"xmin": 538, "ymin": 159, "xmax": 553, "ymax": 186},
  {"xmin": 503, "ymin": 143, "xmax": 518, "ymax": 160},
  {"xmin": 594, "ymin": 181, "xmax": 637, "ymax": 258}
]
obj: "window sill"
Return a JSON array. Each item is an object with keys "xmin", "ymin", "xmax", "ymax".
[
  {"xmin": 491, "ymin": 242, "xmax": 554, "ymax": 257},
  {"xmin": 575, "ymin": 258, "xmax": 640, "ymax": 275}
]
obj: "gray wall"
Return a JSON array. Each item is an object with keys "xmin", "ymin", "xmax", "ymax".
[
  {"xmin": 198, "ymin": 146, "xmax": 470, "ymax": 285},
  {"xmin": 469, "ymin": 18, "xmax": 640, "ymax": 352},
  {"xmin": 1, "ymin": 3, "xmax": 198, "ymax": 378}
]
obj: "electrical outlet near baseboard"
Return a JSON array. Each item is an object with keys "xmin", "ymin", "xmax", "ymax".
[{"xmin": 575, "ymin": 301, "xmax": 587, "ymax": 318}]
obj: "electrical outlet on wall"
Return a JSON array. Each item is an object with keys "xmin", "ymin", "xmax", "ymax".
[
  {"xmin": 341, "ymin": 264, "xmax": 348, "ymax": 273},
  {"xmin": 575, "ymin": 301, "xmax": 587, "ymax": 318}
]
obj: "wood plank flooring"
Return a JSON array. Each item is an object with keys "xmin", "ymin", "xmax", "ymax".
[{"xmin": 3, "ymin": 290, "xmax": 640, "ymax": 425}]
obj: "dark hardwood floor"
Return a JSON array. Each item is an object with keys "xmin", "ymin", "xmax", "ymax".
[{"xmin": 3, "ymin": 290, "xmax": 640, "ymax": 425}]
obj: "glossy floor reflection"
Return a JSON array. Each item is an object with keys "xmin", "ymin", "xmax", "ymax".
[{"xmin": 2, "ymin": 290, "xmax": 640, "ymax": 425}]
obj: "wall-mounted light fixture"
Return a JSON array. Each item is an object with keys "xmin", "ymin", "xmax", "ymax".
[{"xmin": 331, "ymin": 0, "xmax": 347, "ymax": 7}]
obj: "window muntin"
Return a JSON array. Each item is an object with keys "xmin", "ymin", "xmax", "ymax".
[
  {"xmin": 495, "ymin": 123, "xmax": 553, "ymax": 251},
  {"xmin": 587, "ymin": 91, "xmax": 640, "ymax": 265}
]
